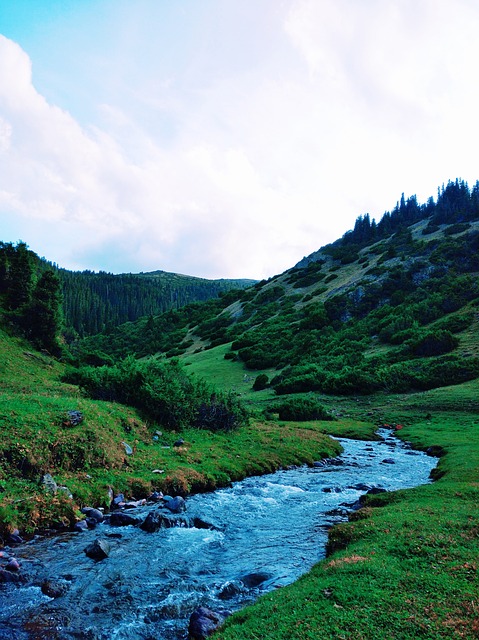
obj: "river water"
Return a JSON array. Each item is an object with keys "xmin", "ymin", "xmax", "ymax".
[{"xmin": 0, "ymin": 431, "xmax": 437, "ymax": 640}]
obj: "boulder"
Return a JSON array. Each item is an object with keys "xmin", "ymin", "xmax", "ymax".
[
  {"xmin": 5, "ymin": 558, "xmax": 20, "ymax": 572},
  {"xmin": 109, "ymin": 512, "xmax": 141, "ymax": 527},
  {"xmin": 0, "ymin": 568, "xmax": 23, "ymax": 583},
  {"xmin": 163, "ymin": 496, "xmax": 186, "ymax": 513},
  {"xmin": 192, "ymin": 516, "xmax": 221, "ymax": 531},
  {"xmin": 148, "ymin": 491, "xmax": 164, "ymax": 502},
  {"xmin": 350, "ymin": 483, "xmax": 371, "ymax": 491},
  {"xmin": 111, "ymin": 493, "xmax": 125, "ymax": 508},
  {"xmin": 239, "ymin": 571, "xmax": 273, "ymax": 589},
  {"xmin": 188, "ymin": 606, "xmax": 227, "ymax": 639},
  {"xmin": 218, "ymin": 580, "xmax": 244, "ymax": 600},
  {"xmin": 41, "ymin": 473, "xmax": 58, "ymax": 494},
  {"xmin": 41, "ymin": 578, "xmax": 71, "ymax": 598},
  {"xmin": 84, "ymin": 539, "xmax": 111, "ymax": 560},
  {"xmin": 81, "ymin": 507, "xmax": 104, "ymax": 523},
  {"xmin": 7, "ymin": 530, "xmax": 23, "ymax": 544},
  {"xmin": 73, "ymin": 520, "xmax": 88, "ymax": 532},
  {"xmin": 139, "ymin": 509, "xmax": 190, "ymax": 533},
  {"xmin": 123, "ymin": 499, "xmax": 147, "ymax": 509},
  {"xmin": 381, "ymin": 458, "xmax": 396, "ymax": 464}
]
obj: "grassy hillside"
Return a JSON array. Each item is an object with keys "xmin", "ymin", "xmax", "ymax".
[
  {"xmin": 76, "ymin": 188, "xmax": 479, "ymax": 402},
  {"xmin": 0, "ymin": 326, "xmax": 341, "ymax": 538}
]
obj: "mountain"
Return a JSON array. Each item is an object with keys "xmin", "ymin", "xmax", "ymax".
[
  {"xmin": 0, "ymin": 241, "xmax": 256, "ymax": 340},
  {"xmin": 56, "ymin": 267, "xmax": 256, "ymax": 338},
  {"xmin": 77, "ymin": 178, "xmax": 479, "ymax": 398}
]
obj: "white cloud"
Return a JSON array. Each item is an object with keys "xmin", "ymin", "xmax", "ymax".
[{"xmin": 1, "ymin": 1, "xmax": 479, "ymax": 279}]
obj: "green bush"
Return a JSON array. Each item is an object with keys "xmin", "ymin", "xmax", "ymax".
[
  {"xmin": 407, "ymin": 329, "xmax": 459, "ymax": 357},
  {"xmin": 65, "ymin": 357, "xmax": 248, "ymax": 431},
  {"xmin": 271, "ymin": 396, "xmax": 335, "ymax": 421},
  {"xmin": 252, "ymin": 374, "xmax": 269, "ymax": 391}
]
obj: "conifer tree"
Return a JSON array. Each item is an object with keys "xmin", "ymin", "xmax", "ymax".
[
  {"xmin": 5, "ymin": 242, "xmax": 35, "ymax": 310},
  {"xmin": 24, "ymin": 270, "xmax": 63, "ymax": 354}
]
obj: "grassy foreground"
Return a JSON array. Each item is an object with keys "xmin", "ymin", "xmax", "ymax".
[
  {"xmin": 2, "ymin": 329, "xmax": 478, "ymax": 637},
  {"xmin": 214, "ymin": 382, "xmax": 479, "ymax": 640},
  {"xmin": 0, "ymin": 328, "xmax": 343, "ymax": 537}
]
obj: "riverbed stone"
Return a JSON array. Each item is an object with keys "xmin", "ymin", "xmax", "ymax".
[
  {"xmin": 188, "ymin": 606, "xmax": 227, "ymax": 639},
  {"xmin": 109, "ymin": 512, "xmax": 141, "ymax": 527},
  {"xmin": 84, "ymin": 538, "xmax": 111, "ymax": 560},
  {"xmin": 139, "ymin": 508, "xmax": 190, "ymax": 532},
  {"xmin": 73, "ymin": 520, "xmax": 88, "ymax": 532},
  {"xmin": 81, "ymin": 507, "xmax": 104, "ymax": 523},
  {"xmin": 5, "ymin": 558, "xmax": 20, "ymax": 571},
  {"xmin": 0, "ymin": 568, "xmax": 23, "ymax": 583},
  {"xmin": 239, "ymin": 571, "xmax": 273, "ymax": 589},
  {"xmin": 163, "ymin": 495, "xmax": 186, "ymax": 513},
  {"xmin": 7, "ymin": 530, "xmax": 23, "ymax": 544},
  {"xmin": 41, "ymin": 578, "xmax": 71, "ymax": 598},
  {"xmin": 218, "ymin": 580, "xmax": 244, "ymax": 599}
]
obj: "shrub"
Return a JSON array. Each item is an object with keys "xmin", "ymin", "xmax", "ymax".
[
  {"xmin": 407, "ymin": 330, "xmax": 459, "ymax": 357},
  {"xmin": 65, "ymin": 357, "xmax": 248, "ymax": 432},
  {"xmin": 252, "ymin": 374, "xmax": 269, "ymax": 391},
  {"xmin": 272, "ymin": 396, "xmax": 335, "ymax": 421}
]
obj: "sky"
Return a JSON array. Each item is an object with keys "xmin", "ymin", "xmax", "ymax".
[{"xmin": 1, "ymin": 0, "xmax": 479, "ymax": 279}]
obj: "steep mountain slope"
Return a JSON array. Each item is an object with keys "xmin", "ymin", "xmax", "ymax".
[{"xmin": 78, "ymin": 179, "xmax": 479, "ymax": 400}]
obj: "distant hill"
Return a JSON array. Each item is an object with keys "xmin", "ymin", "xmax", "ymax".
[
  {"xmin": 56, "ymin": 267, "xmax": 256, "ymax": 338},
  {"xmin": 0, "ymin": 241, "xmax": 255, "ymax": 340},
  {"xmin": 77, "ymin": 178, "xmax": 479, "ymax": 396}
]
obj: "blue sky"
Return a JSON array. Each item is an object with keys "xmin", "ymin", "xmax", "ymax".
[{"xmin": 1, "ymin": 0, "xmax": 479, "ymax": 278}]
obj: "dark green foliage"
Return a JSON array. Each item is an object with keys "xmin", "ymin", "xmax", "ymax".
[
  {"xmin": 271, "ymin": 396, "xmax": 335, "ymax": 421},
  {"xmin": 323, "ymin": 243, "xmax": 360, "ymax": 265},
  {"xmin": 444, "ymin": 222, "xmax": 471, "ymax": 236},
  {"xmin": 254, "ymin": 285, "xmax": 285, "ymax": 304},
  {"xmin": 58, "ymin": 268, "xmax": 254, "ymax": 338},
  {"xmin": 299, "ymin": 303, "xmax": 329, "ymax": 330},
  {"xmin": 22, "ymin": 270, "xmax": 63, "ymax": 355},
  {"xmin": 66, "ymin": 357, "xmax": 248, "ymax": 432},
  {"xmin": 433, "ymin": 178, "xmax": 479, "ymax": 224},
  {"xmin": 377, "ymin": 356, "xmax": 479, "ymax": 392},
  {"xmin": 407, "ymin": 330, "xmax": 459, "ymax": 357},
  {"xmin": 422, "ymin": 221, "xmax": 440, "ymax": 235},
  {"xmin": 195, "ymin": 396, "xmax": 247, "ymax": 432},
  {"xmin": 252, "ymin": 374, "xmax": 269, "ymax": 391},
  {"xmin": 1, "ymin": 242, "xmax": 35, "ymax": 311},
  {"xmin": 0, "ymin": 242, "xmax": 63, "ymax": 353},
  {"xmin": 433, "ymin": 312, "xmax": 474, "ymax": 334}
]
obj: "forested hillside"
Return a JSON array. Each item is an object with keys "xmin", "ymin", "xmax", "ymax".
[
  {"xmin": 57, "ymin": 268, "xmax": 255, "ymax": 338},
  {"xmin": 78, "ymin": 178, "xmax": 479, "ymax": 399},
  {"xmin": 0, "ymin": 242, "xmax": 255, "ymax": 342}
]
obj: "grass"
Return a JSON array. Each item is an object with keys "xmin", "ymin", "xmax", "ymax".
[
  {"xmin": 0, "ymin": 329, "xmax": 342, "ymax": 536},
  {"xmin": 3, "ymin": 327, "xmax": 479, "ymax": 637},
  {"xmin": 182, "ymin": 342, "xmax": 278, "ymax": 406}
]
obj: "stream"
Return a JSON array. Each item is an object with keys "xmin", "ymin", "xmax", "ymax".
[{"xmin": 0, "ymin": 430, "xmax": 437, "ymax": 640}]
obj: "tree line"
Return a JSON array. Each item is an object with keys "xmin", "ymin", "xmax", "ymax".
[{"xmin": 0, "ymin": 242, "xmax": 63, "ymax": 354}]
